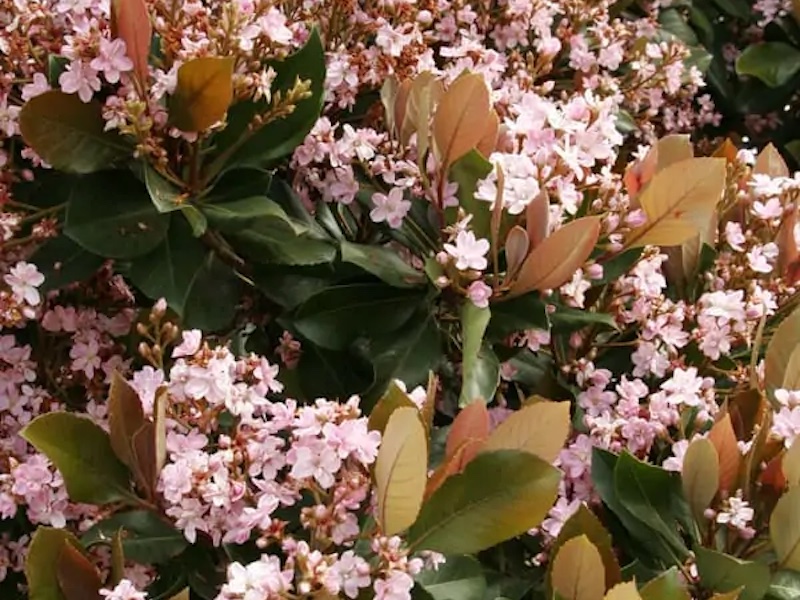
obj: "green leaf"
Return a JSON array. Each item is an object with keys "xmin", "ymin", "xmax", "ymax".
[
  {"xmin": 550, "ymin": 306, "xmax": 619, "ymax": 334},
  {"xmin": 215, "ymin": 29, "xmax": 325, "ymax": 171},
  {"xmin": 340, "ymin": 241, "xmax": 426, "ymax": 288},
  {"xmin": 21, "ymin": 413, "xmax": 136, "ymax": 505},
  {"xmin": 65, "ymin": 171, "xmax": 170, "ymax": 259},
  {"xmin": 446, "ymin": 150, "xmax": 494, "ymax": 239},
  {"xmin": 415, "ymin": 555, "xmax": 487, "ymax": 600},
  {"xmin": 170, "ymin": 57, "xmax": 235, "ymax": 131},
  {"xmin": 181, "ymin": 253, "xmax": 241, "ymax": 331},
  {"xmin": 613, "ymin": 452, "xmax": 693, "ymax": 559},
  {"xmin": 203, "ymin": 196, "xmax": 294, "ymax": 230},
  {"xmin": 292, "ymin": 283, "xmax": 425, "ymax": 350},
  {"xmin": 407, "ymin": 449, "xmax": 560, "ymax": 554},
  {"xmin": 487, "ymin": 294, "xmax": 549, "ymax": 341},
  {"xmin": 640, "ymin": 568, "xmax": 690, "ymax": 600},
  {"xmin": 250, "ymin": 264, "xmax": 338, "ymax": 310},
  {"xmin": 143, "ymin": 164, "xmax": 185, "ymax": 213},
  {"xmin": 26, "ymin": 527, "xmax": 83, "ymax": 600},
  {"xmin": 295, "ymin": 344, "xmax": 374, "ymax": 401},
  {"xmin": 695, "ymin": 547, "xmax": 770, "ymax": 600},
  {"xmin": 770, "ymin": 486, "xmax": 800, "ymax": 571},
  {"xmin": 19, "ymin": 91, "xmax": 130, "ymax": 174},
  {"xmin": 767, "ymin": 570, "xmax": 800, "ymax": 600},
  {"xmin": 736, "ymin": 43, "xmax": 800, "ymax": 88},
  {"xmin": 460, "ymin": 303, "xmax": 494, "ymax": 407},
  {"xmin": 82, "ymin": 510, "xmax": 188, "ymax": 564},
  {"xmin": 31, "ymin": 236, "xmax": 104, "ymax": 293}
]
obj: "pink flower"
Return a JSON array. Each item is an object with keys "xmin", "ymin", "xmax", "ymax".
[
  {"xmin": 21, "ymin": 73, "xmax": 51, "ymax": 101},
  {"xmin": 172, "ymin": 330, "xmax": 202, "ymax": 358},
  {"xmin": 4, "ymin": 262, "xmax": 44, "ymax": 306},
  {"xmin": 370, "ymin": 188, "xmax": 411, "ymax": 229},
  {"xmin": 258, "ymin": 7, "xmax": 293, "ymax": 44},
  {"xmin": 374, "ymin": 571, "xmax": 414, "ymax": 600},
  {"xmin": 59, "ymin": 60, "xmax": 101, "ymax": 102},
  {"xmin": 444, "ymin": 230, "xmax": 490, "ymax": 271},
  {"xmin": 466, "ymin": 280, "xmax": 492, "ymax": 308},
  {"xmin": 69, "ymin": 338, "xmax": 102, "ymax": 379},
  {"xmin": 90, "ymin": 38, "xmax": 134, "ymax": 84},
  {"xmin": 100, "ymin": 579, "xmax": 148, "ymax": 600}
]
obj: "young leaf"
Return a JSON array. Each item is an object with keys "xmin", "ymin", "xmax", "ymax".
[
  {"xmin": 110, "ymin": 529, "xmax": 125, "ymax": 586},
  {"xmin": 459, "ymin": 303, "xmax": 496, "ymax": 407},
  {"xmin": 708, "ymin": 414, "xmax": 741, "ymax": 493},
  {"xmin": 57, "ymin": 543, "xmax": 102, "ymax": 600},
  {"xmin": 375, "ymin": 407, "xmax": 428, "ymax": 536},
  {"xmin": 783, "ymin": 441, "xmax": 800, "ymax": 487},
  {"xmin": 154, "ymin": 386, "xmax": 168, "ymax": 475},
  {"xmin": 424, "ymin": 437, "xmax": 485, "ymax": 500},
  {"xmin": 482, "ymin": 400, "xmax": 570, "ymax": 463},
  {"xmin": 21, "ymin": 412, "xmax": 136, "ymax": 505},
  {"xmin": 605, "ymin": 582, "xmax": 643, "ymax": 600},
  {"xmin": 681, "ymin": 437, "xmax": 720, "ymax": 520},
  {"xmin": 770, "ymin": 486, "xmax": 800, "ymax": 570},
  {"xmin": 476, "ymin": 110, "xmax": 499, "ymax": 158},
  {"xmin": 19, "ymin": 91, "xmax": 130, "ymax": 173},
  {"xmin": 508, "ymin": 216, "xmax": 602, "ymax": 297},
  {"xmin": 503, "ymin": 226, "xmax": 530, "ymax": 283},
  {"xmin": 402, "ymin": 72, "xmax": 444, "ymax": 163},
  {"xmin": 639, "ymin": 568, "xmax": 690, "ymax": 600},
  {"xmin": 626, "ymin": 158, "xmax": 726, "ymax": 248},
  {"xmin": 110, "ymin": 0, "xmax": 152, "ymax": 88},
  {"xmin": 108, "ymin": 371, "xmax": 146, "ymax": 472},
  {"xmin": 654, "ymin": 134, "xmax": 694, "ymax": 172},
  {"xmin": 549, "ymin": 505, "xmax": 622, "ymax": 592},
  {"xmin": 550, "ymin": 535, "xmax": 606, "ymax": 600},
  {"xmin": 754, "ymin": 143, "xmax": 790, "ymax": 177},
  {"xmin": 766, "ymin": 305, "xmax": 800, "ymax": 400},
  {"xmin": 526, "ymin": 190, "xmax": 549, "ymax": 249},
  {"xmin": 26, "ymin": 528, "xmax": 82, "ymax": 600},
  {"xmin": 407, "ymin": 449, "xmax": 560, "ymax": 554},
  {"xmin": 381, "ymin": 77, "xmax": 400, "ymax": 137},
  {"xmin": 368, "ymin": 382, "xmax": 419, "ymax": 434},
  {"xmin": 432, "ymin": 72, "xmax": 491, "ymax": 169},
  {"xmin": 170, "ymin": 57, "xmax": 235, "ymax": 132},
  {"xmin": 446, "ymin": 402, "xmax": 490, "ymax": 462}
]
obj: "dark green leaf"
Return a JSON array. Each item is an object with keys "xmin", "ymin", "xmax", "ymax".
[
  {"xmin": 143, "ymin": 164, "xmax": 185, "ymax": 213},
  {"xmin": 214, "ymin": 29, "xmax": 325, "ymax": 171},
  {"xmin": 445, "ymin": 150, "xmax": 493, "ymax": 239},
  {"xmin": 550, "ymin": 306, "xmax": 619, "ymax": 334},
  {"xmin": 736, "ymin": 43, "xmax": 800, "ymax": 88},
  {"xmin": 407, "ymin": 450, "xmax": 560, "ymax": 554},
  {"xmin": 292, "ymin": 283, "xmax": 425, "ymax": 350},
  {"xmin": 32, "ymin": 236, "xmax": 104, "ymax": 293},
  {"xmin": 341, "ymin": 241, "xmax": 426, "ymax": 288},
  {"xmin": 415, "ymin": 555, "xmax": 487, "ymax": 600},
  {"xmin": 296, "ymin": 344, "xmax": 374, "ymax": 400},
  {"xmin": 640, "ymin": 567, "xmax": 690, "ymax": 600},
  {"xmin": 65, "ymin": 171, "xmax": 170, "ymax": 259},
  {"xmin": 82, "ymin": 510, "xmax": 188, "ymax": 564},
  {"xmin": 695, "ymin": 547, "xmax": 770, "ymax": 600},
  {"xmin": 487, "ymin": 294, "xmax": 549, "ymax": 341},
  {"xmin": 19, "ymin": 91, "xmax": 130, "ymax": 174},
  {"xmin": 21, "ymin": 413, "xmax": 136, "ymax": 505},
  {"xmin": 181, "ymin": 253, "xmax": 240, "ymax": 331},
  {"xmin": 26, "ymin": 527, "xmax": 82, "ymax": 600},
  {"xmin": 768, "ymin": 570, "xmax": 800, "ymax": 600},
  {"xmin": 460, "ymin": 303, "xmax": 495, "ymax": 407}
]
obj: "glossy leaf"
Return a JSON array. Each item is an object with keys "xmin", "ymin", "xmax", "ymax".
[
  {"xmin": 56, "ymin": 543, "xmax": 102, "ymax": 600},
  {"xmin": 708, "ymin": 414, "xmax": 741, "ymax": 493},
  {"xmin": 82, "ymin": 510, "xmax": 188, "ymax": 564},
  {"xmin": 447, "ymin": 150, "xmax": 494, "ymax": 239},
  {"xmin": 340, "ymin": 241, "xmax": 426, "ymax": 288},
  {"xmin": 681, "ymin": 437, "xmax": 719, "ymax": 520},
  {"xmin": 446, "ymin": 402, "xmax": 490, "ymax": 462},
  {"xmin": 476, "ymin": 109, "xmax": 499, "ymax": 158},
  {"xmin": 550, "ymin": 535, "xmax": 605, "ymax": 600},
  {"xmin": 626, "ymin": 158, "xmax": 726, "ymax": 248},
  {"xmin": 509, "ymin": 217, "xmax": 602, "ymax": 297},
  {"xmin": 64, "ymin": 170, "xmax": 170, "ymax": 259},
  {"xmin": 375, "ymin": 407, "xmax": 428, "ymax": 536},
  {"xmin": 771, "ymin": 486, "xmax": 800, "ymax": 570},
  {"xmin": 32, "ymin": 235, "xmax": 104, "ymax": 293},
  {"xmin": 432, "ymin": 72, "xmax": 491, "ymax": 169},
  {"xmin": 368, "ymin": 382, "xmax": 419, "ymax": 434},
  {"xmin": 526, "ymin": 190, "xmax": 550, "ymax": 249},
  {"xmin": 414, "ymin": 555, "xmax": 486, "ymax": 600},
  {"xmin": 108, "ymin": 372, "xmax": 150, "ymax": 493},
  {"xmin": 459, "ymin": 303, "xmax": 495, "ymax": 407},
  {"xmin": 19, "ymin": 91, "xmax": 130, "ymax": 174},
  {"xmin": 766, "ymin": 305, "xmax": 800, "ymax": 400},
  {"xmin": 110, "ymin": 0, "xmax": 151, "ymax": 86},
  {"xmin": 170, "ymin": 57, "xmax": 235, "ymax": 131},
  {"xmin": 504, "ymin": 225, "xmax": 530, "ymax": 282},
  {"xmin": 21, "ymin": 412, "xmax": 136, "ymax": 505},
  {"xmin": 767, "ymin": 570, "xmax": 800, "ymax": 600},
  {"xmin": 407, "ymin": 450, "xmax": 560, "ymax": 554},
  {"xmin": 26, "ymin": 527, "xmax": 82, "ymax": 600},
  {"xmin": 482, "ymin": 400, "xmax": 570, "ymax": 463},
  {"xmin": 736, "ymin": 43, "xmax": 800, "ymax": 88},
  {"xmin": 695, "ymin": 547, "xmax": 770, "ymax": 600}
]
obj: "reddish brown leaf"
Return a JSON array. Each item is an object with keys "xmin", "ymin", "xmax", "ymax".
[
  {"xmin": 761, "ymin": 454, "xmax": 787, "ymax": 492},
  {"xmin": 712, "ymin": 138, "xmax": 739, "ymax": 164},
  {"xmin": 170, "ymin": 57, "xmax": 235, "ymax": 132},
  {"xmin": 432, "ymin": 72, "xmax": 491, "ymax": 169},
  {"xmin": 754, "ymin": 143, "xmax": 789, "ymax": 177},
  {"xmin": 476, "ymin": 110, "xmax": 499, "ymax": 158},
  {"xmin": 111, "ymin": 0, "xmax": 152, "ymax": 89},
  {"xmin": 57, "ymin": 542, "xmax": 102, "ymax": 600},
  {"xmin": 525, "ymin": 190, "xmax": 549, "ymax": 249},
  {"xmin": 509, "ymin": 216, "xmax": 601, "ymax": 297},
  {"xmin": 708, "ymin": 414, "xmax": 741, "ymax": 493},
  {"xmin": 424, "ymin": 437, "xmax": 485, "ymax": 500},
  {"xmin": 394, "ymin": 79, "xmax": 413, "ymax": 140},
  {"xmin": 778, "ymin": 207, "xmax": 799, "ymax": 279},
  {"xmin": 445, "ymin": 402, "xmax": 490, "ymax": 460},
  {"xmin": 504, "ymin": 225, "xmax": 530, "ymax": 284}
]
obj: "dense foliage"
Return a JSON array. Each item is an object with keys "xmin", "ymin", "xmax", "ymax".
[{"xmin": 3, "ymin": 0, "xmax": 800, "ymax": 599}]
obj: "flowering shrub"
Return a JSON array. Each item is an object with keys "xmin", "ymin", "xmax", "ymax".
[{"xmin": 5, "ymin": 0, "xmax": 800, "ymax": 599}]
